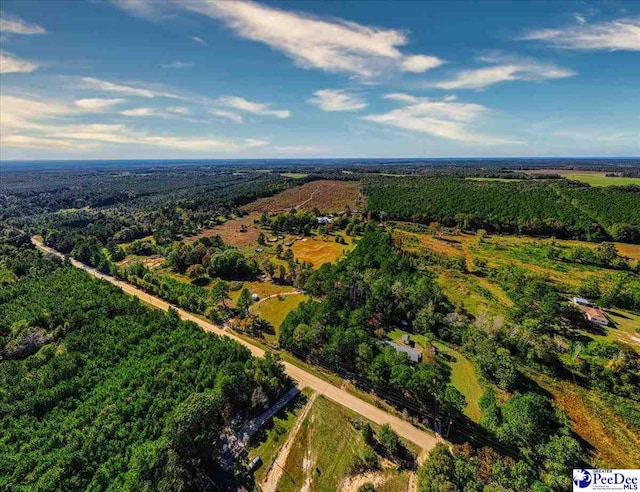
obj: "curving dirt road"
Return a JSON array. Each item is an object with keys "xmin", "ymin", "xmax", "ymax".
[{"xmin": 32, "ymin": 237, "xmax": 439, "ymax": 451}]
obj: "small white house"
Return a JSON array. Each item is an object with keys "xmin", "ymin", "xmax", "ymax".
[{"xmin": 573, "ymin": 297, "xmax": 590, "ymax": 306}]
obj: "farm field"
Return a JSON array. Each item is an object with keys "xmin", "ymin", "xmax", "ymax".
[
  {"xmin": 244, "ymin": 180, "xmax": 364, "ymax": 213},
  {"xmin": 563, "ymin": 173, "xmax": 640, "ymax": 187},
  {"xmin": 274, "ymin": 395, "xmax": 415, "ymax": 492},
  {"xmin": 523, "ymin": 169, "xmax": 640, "ymax": 187}
]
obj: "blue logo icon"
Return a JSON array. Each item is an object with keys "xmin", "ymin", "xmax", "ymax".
[{"xmin": 574, "ymin": 470, "xmax": 592, "ymax": 489}]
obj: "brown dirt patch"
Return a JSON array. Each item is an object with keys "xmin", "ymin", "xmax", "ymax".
[
  {"xmin": 188, "ymin": 214, "xmax": 260, "ymax": 248},
  {"xmin": 244, "ymin": 180, "xmax": 364, "ymax": 213}
]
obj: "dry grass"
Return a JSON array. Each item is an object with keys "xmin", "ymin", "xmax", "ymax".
[
  {"xmin": 244, "ymin": 180, "xmax": 364, "ymax": 213},
  {"xmin": 291, "ymin": 236, "xmax": 352, "ymax": 268},
  {"xmin": 188, "ymin": 213, "xmax": 260, "ymax": 248},
  {"xmin": 535, "ymin": 375, "xmax": 640, "ymax": 468}
]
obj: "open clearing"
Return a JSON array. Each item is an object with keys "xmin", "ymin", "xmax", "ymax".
[
  {"xmin": 252, "ymin": 292, "xmax": 309, "ymax": 342},
  {"xmin": 535, "ymin": 374, "xmax": 640, "ymax": 468},
  {"xmin": 187, "ymin": 213, "xmax": 260, "ymax": 247},
  {"xmin": 291, "ymin": 236, "xmax": 353, "ymax": 267},
  {"xmin": 275, "ymin": 395, "xmax": 415, "ymax": 492},
  {"xmin": 244, "ymin": 180, "xmax": 364, "ymax": 213},
  {"xmin": 522, "ymin": 169, "xmax": 640, "ymax": 187}
]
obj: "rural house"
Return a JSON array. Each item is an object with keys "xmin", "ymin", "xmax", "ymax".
[{"xmin": 385, "ymin": 340, "xmax": 422, "ymax": 363}]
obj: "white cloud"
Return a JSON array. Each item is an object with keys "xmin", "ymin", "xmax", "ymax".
[
  {"xmin": 216, "ymin": 95, "xmax": 290, "ymax": 118},
  {"xmin": 363, "ymin": 93, "xmax": 520, "ymax": 145},
  {"xmin": 402, "ymin": 55, "xmax": 444, "ymax": 73},
  {"xmin": 78, "ymin": 77, "xmax": 182, "ymax": 99},
  {"xmin": 175, "ymin": 0, "xmax": 443, "ymax": 78},
  {"xmin": 434, "ymin": 59, "xmax": 575, "ymax": 90},
  {"xmin": 210, "ymin": 108, "xmax": 244, "ymax": 123},
  {"xmin": 191, "ymin": 35, "xmax": 207, "ymax": 46},
  {"xmin": 0, "ymin": 50, "xmax": 38, "ymax": 73},
  {"xmin": 0, "ymin": 94, "xmax": 263, "ymax": 152},
  {"xmin": 0, "ymin": 12, "xmax": 46, "ymax": 35},
  {"xmin": 75, "ymin": 98, "xmax": 125, "ymax": 111},
  {"xmin": 121, "ymin": 107, "xmax": 156, "ymax": 116},
  {"xmin": 110, "ymin": 0, "xmax": 174, "ymax": 21},
  {"xmin": 167, "ymin": 106, "xmax": 190, "ymax": 115},
  {"xmin": 308, "ymin": 89, "xmax": 367, "ymax": 112},
  {"xmin": 522, "ymin": 17, "xmax": 640, "ymax": 51},
  {"xmin": 121, "ymin": 106, "xmax": 191, "ymax": 117},
  {"xmin": 160, "ymin": 60, "xmax": 194, "ymax": 68}
]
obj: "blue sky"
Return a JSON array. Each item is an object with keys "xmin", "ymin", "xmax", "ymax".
[{"xmin": 1, "ymin": 0, "xmax": 638, "ymax": 160}]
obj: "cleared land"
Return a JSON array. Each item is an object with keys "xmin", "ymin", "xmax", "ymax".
[
  {"xmin": 535, "ymin": 374, "xmax": 640, "ymax": 468},
  {"xmin": 523, "ymin": 169, "xmax": 640, "ymax": 187},
  {"xmin": 244, "ymin": 180, "xmax": 364, "ymax": 213},
  {"xmin": 275, "ymin": 395, "xmax": 414, "ymax": 492},
  {"xmin": 563, "ymin": 173, "xmax": 640, "ymax": 187},
  {"xmin": 291, "ymin": 236, "xmax": 353, "ymax": 267}
]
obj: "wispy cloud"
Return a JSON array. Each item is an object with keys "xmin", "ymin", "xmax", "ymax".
[
  {"xmin": 191, "ymin": 35, "xmax": 207, "ymax": 46},
  {"xmin": 434, "ymin": 57, "xmax": 575, "ymax": 90},
  {"xmin": 216, "ymin": 96, "xmax": 290, "ymax": 118},
  {"xmin": 308, "ymin": 89, "xmax": 367, "ymax": 112},
  {"xmin": 522, "ymin": 17, "xmax": 640, "ymax": 51},
  {"xmin": 0, "ymin": 50, "xmax": 38, "ymax": 73},
  {"xmin": 78, "ymin": 77, "xmax": 182, "ymax": 99},
  {"xmin": 362, "ymin": 93, "xmax": 520, "ymax": 145},
  {"xmin": 75, "ymin": 98, "xmax": 125, "ymax": 111},
  {"xmin": 210, "ymin": 108, "xmax": 244, "ymax": 123},
  {"xmin": 160, "ymin": 60, "xmax": 194, "ymax": 69},
  {"xmin": 120, "ymin": 106, "xmax": 191, "ymax": 117},
  {"xmin": 175, "ymin": 0, "xmax": 443, "ymax": 78},
  {"xmin": 1, "ymin": 94, "xmax": 264, "ymax": 152},
  {"xmin": 0, "ymin": 11, "xmax": 46, "ymax": 35}
]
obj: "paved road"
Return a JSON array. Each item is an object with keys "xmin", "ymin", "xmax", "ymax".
[{"xmin": 32, "ymin": 237, "xmax": 439, "ymax": 451}]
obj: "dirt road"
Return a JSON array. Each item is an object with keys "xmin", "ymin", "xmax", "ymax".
[{"xmin": 32, "ymin": 237, "xmax": 439, "ymax": 451}]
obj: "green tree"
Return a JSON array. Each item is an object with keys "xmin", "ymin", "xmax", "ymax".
[
  {"xmin": 210, "ymin": 280, "xmax": 230, "ymax": 308},
  {"xmin": 236, "ymin": 287, "xmax": 253, "ymax": 318},
  {"xmin": 377, "ymin": 423, "xmax": 399, "ymax": 456}
]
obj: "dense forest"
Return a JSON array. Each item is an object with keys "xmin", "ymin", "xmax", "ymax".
[
  {"xmin": 0, "ymin": 234, "xmax": 289, "ymax": 491},
  {"xmin": 364, "ymin": 177, "xmax": 640, "ymax": 242}
]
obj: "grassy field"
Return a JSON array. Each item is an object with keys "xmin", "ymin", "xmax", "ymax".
[
  {"xmin": 244, "ymin": 180, "xmax": 364, "ymax": 213},
  {"xmin": 247, "ymin": 389, "xmax": 312, "ymax": 484},
  {"xmin": 291, "ymin": 236, "xmax": 353, "ymax": 267},
  {"xmin": 433, "ymin": 342, "xmax": 484, "ymax": 422},
  {"xmin": 276, "ymin": 396, "xmax": 414, "ymax": 492},
  {"xmin": 563, "ymin": 173, "xmax": 640, "ymax": 187},
  {"xmin": 252, "ymin": 293, "xmax": 308, "ymax": 343},
  {"xmin": 534, "ymin": 374, "xmax": 640, "ymax": 468},
  {"xmin": 281, "ymin": 172, "xmax": 309, "ymax": 179}
]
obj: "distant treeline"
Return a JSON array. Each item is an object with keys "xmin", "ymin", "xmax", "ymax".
[{"xmin": 364, "ymin": 177, "xmax": 640, "ymax": 243}]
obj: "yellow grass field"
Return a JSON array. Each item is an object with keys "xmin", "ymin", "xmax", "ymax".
[
  {"xmin": 252, "ymin": 293, "xmax": 309, "ymax": 332},
  {"xmin": 244, "ymin": 180, "xmax": 364, "ymax": 213},
  {"xmin": 291, "ymin": 236, "xmax": 353, "ymax": 267}
]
